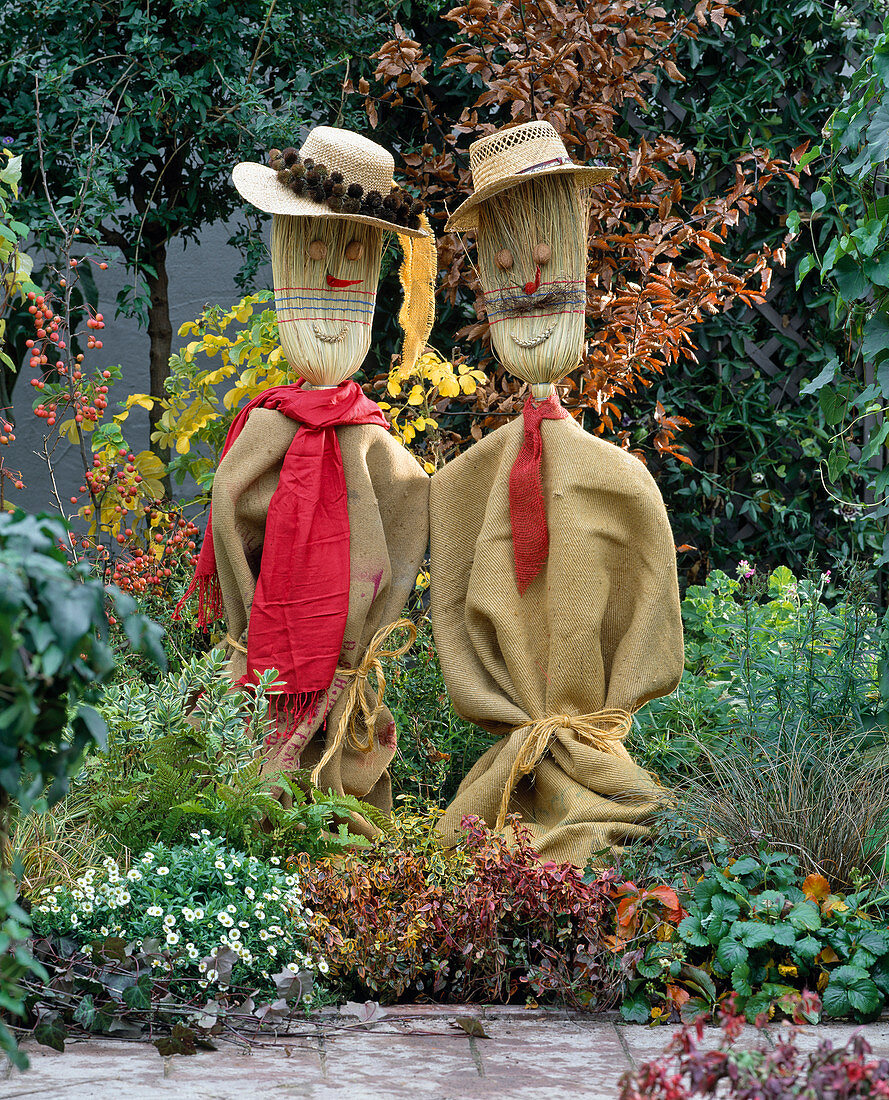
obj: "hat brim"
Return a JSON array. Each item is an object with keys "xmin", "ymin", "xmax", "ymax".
[
  {"xmin": 444, "ymin": 163, "xmax": 617, "ymax": 233},
  {"xmin": 232, "ymin": 162, "xmax": 429, "ymax": 239}
]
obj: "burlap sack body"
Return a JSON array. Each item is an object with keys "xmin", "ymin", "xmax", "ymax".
[
  {"xmin": 430, "ymin": 413, "xmax": 684, "ymax": 866},
  {"xmin": 211, "ymin": 408, "xmax": 428, "ymax": 833}
]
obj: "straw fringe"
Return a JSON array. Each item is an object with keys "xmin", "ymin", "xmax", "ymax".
[
  {"xmin": 477, "ymin": 175, "xmax": 590, "ymax": 385},
  {"xmin": 494, "ymin": 709, "xmax": 633, "ymax": 832},
  {"xmin": 310, "ymin": 618, "xmax": 417, "ymax": 787},
  {"xmin": 271, "ymin": 214, "xmax": 382, "ymax": 386},
  {"xmin": 396, "ymin": 212, "xmax": 437, "ymax": 376}
]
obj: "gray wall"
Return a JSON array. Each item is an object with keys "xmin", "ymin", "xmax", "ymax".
[{"xmin": 10, "ymin": 221, "xmax": 272, "ymax": 515}]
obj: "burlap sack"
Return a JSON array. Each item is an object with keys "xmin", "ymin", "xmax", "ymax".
[
  {"xmin": 430, "ymin": 413, "xmax": 684, "ymax": 867},
  {"xmin": 210, "ymin": 408, "xmax": 428, "ymax": 833}
]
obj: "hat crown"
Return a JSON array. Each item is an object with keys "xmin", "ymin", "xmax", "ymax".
[
  {"xmin": 299, "ymin": 126, "xmax": 395, "ymax": 195},
  {"xmin": 468, "ymin": 121, "xmax": 571, "ymax": 193}
]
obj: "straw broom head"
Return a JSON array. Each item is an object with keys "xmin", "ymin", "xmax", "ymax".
[
  {"xmin": 477, "ymin": 175, "xmax": 589, "ymax": 386},
  {"xmin": 271, "ymin": 213, "xmax": 383, "ymax": 386}
]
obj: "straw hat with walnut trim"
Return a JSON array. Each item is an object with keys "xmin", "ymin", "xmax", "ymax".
[
  {"xmin": 445, "ymin": 120, "xmax": 615, "ymax": 233},
  {"xmin": 233, "ymin": 126, "xmax": 429, "ymax": 239}
]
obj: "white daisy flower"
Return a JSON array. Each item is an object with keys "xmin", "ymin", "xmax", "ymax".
[
  {"xmin": 82, "ymin": 902, "xmax": 94, "ymax": 914},
  {"xmin": 200, "ymin": 829, "xmax": 211, "ymax": 837},
  {"xmin": 163, "ymin": 915, "xmax": 176, "ymax": 928},
  {"xmin": 206, "ymin": 968, "xmax": 218, "ymax": 982},
  {"xmin": 217, "ymin": 913, "xmax": 234, "ymax": 928},
  {"xmin": 259, "ymin": 929, "xmax": 269, "ymax": 941},
  {"xmin": 226, "ymin": 904, "xmax": 237, "ymax": 914},
  {"xmin": 70, "ymin": 914, "xmax": 79, "ymax": 926},
  {"xmin": 318, "ymin": 959, "xmax": 329, "ymax": 974},
  {"xmin": 228, "ymin": 929, "xmax": 241, "ymax": 942},
  {"xmin": 117, "ymin": 890, "xmax": 131, "ymax": 905},
  {"xmin": 194, "ymin": 908, "xmax": 205, "ymax": 920},
  {"xmin": 126, "ymin": 868, "xmax": 142, "ymax": 882},
  {"xmin": 238, "ymin": 920, "xmax": 249, "ymax": 929},
  {"xmin": 141, "ymin": 852, "xmax": 155, "ymax": 863},
  {"xmin": 245, "ymin": 887, "xmax": 255, "ymax": 900},
  {"xmin": 267, "ymin": 946, "xmax": 277, "ymax": 957},
  {"xmin": 214, "ymin": 860, "xmax": 226, "ymax": 870},
  {"xmin": 147, "ymin": 905, "xmax": 163, "ymax": 917},
  {"xmin": 100, "ymin": 925, "xmax": 109, "ymax": 936},
  {"xmin": 166, "ymin": 932, "xmax": 180, "ymax": 946},
  {"xmin": 155, "ymin": 866, "xmax": 170, "ymax": 877}
]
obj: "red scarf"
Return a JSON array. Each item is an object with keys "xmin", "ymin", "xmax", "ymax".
[
  {"xmin": 175, "ymin": 379, "xmax": 389, "ymax": 725},
  {"xmin": 508, "ymin": 392, "xmax": 569, "ymax": 595}
]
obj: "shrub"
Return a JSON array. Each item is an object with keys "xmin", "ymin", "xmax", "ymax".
[
  {"xmin": 297, "ymin": 810, "xmax": 620, "ymax": 1008},
  {"xmin": 631, "ymin": 562, "xmax": 887, "ymax": 882},
  {"xmin": 83, "ymin": 649, "xmax": 387, "ymax": 859},
  {"xmin": 619, "ymin": 994, "xmax": 889, "ymax": 1099},
  {"xmin": 614, "ymin": 846, "xmax": 889, "ymax": 1026},
  {"xmin": 30, "ymin": 834, "xmax": 323, "ymax": 1003}
]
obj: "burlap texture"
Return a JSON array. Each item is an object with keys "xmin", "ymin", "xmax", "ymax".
[
  {"xmin": 430, "ymin": 413, "xmax": 684, "ymax": 866},
  {"xmin": 211, "ymin": 409, "xmax": 428, "ymax": 833}
]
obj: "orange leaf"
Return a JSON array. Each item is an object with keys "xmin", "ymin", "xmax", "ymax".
[{"xmin": 802, "ymin": 873, "xmax": 831, "ymax": 904}]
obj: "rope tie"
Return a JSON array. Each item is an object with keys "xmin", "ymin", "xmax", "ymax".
[
  {"xmin": 225, "ymin": 632, "xmax": 248, "ymax": 655},
  {"xmin": 494, "ymin": 708, "xmax": 633, "ymax": 832},
  {"xmin": 310, "ymin": 618, "xmax": 417, "ymax": 787}
]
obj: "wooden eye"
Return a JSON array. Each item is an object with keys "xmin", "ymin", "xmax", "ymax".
[
  {"xmin": 533, "ymin": 242, "xmax": 552, "ymax": 266},
  {"xmin": 495, "ymin": 248, "xmax": 513, "ymax": 271},
  {"xmin": 308, "ymin": 239, "xmax": 327, "ymax": 261},
  {"xmin": 344, "ymin": 239, "xmax": 365, "ymax": 262}
]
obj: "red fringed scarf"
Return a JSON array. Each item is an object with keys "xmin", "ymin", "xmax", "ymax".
[
  {"xmin": 175, "ymin": 379, "xmax": 389, "ymax": 726},
  {"xmin": 508, "ymin": 391, "xmax": 569, "ymax": 595}
]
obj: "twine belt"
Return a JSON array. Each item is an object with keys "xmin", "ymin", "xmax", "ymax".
[
  {"xmin": 495, "ymin": 708, "xmax": 633, "ymax": 831},
  {"xmin": 310, "ymin": 618, "xmax": 417, "ymax": 787}
]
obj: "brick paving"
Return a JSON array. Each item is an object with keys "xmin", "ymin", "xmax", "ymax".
[{"xmin": 3, "ymin": 1007, "xmax": 889, "ymax": 1099}]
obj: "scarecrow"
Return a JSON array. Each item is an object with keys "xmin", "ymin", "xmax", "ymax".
[
  {"xmin": 176, "ymin": 126, "xmax": 435, "ymax": 830},
  {"xmin": 430, "ymin": 121, "xmax": 685, "ymax": 866}
]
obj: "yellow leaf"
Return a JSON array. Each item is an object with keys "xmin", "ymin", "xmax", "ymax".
[
  {"xmin": 178, "ymin": 321, "xmax": 199, "ymax": 337},
  {"xmin": 58, "ymin": 418, "xmax": 80, "ymax": 444},
  {"xmin": 387, "ymin": 378, "xmax": 403, "ymax": 397},
  {"xmin": 407, "ymin": 384, "xmax": 425, "ymax": 407},
  {"xmin": 438, "ymin": 377, "xmax": 460, "ymax": 398},
  {"xmin": 425, "ymin": 417, "xmax": 438, "ymax": 429},
  {"xmin": 423, "ymin": 461, "xmax": 435, "ymax": 474},
  {"xmin": 414, "ymin": 417, "xmax": 426, "ymax": 431},
  {"xmin": 135, "ymin": 450, "xmax": 167, "ymax": 480},
  {"xmin": 125, "ymin": 393, "xmax": 155, "ymax": 411},
  {"xmin": 460, "ymin": 376, "xmax": 477, "ymax": 395},
  {"xmin": 402, "ymin": 423, "xmax": 416, "ymax": 443},
  {"xmin": 268, "ymin": 346, "xmax": 284, "ymax": 365}
]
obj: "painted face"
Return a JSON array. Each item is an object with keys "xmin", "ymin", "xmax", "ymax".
[
  {"xmin": 271, "ymin": 214, "xmax": 384, "ymax": 385},
  {"xmin": 477, "ymin": 175, "xmax": 587, "ymax": 385}
]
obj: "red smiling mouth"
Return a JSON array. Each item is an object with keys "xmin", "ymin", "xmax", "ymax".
[{"xmin": 326, "ymin": 274, "xmax": 364, "ymax": 289}]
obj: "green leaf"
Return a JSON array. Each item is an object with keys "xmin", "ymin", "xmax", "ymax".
[
  {"xmin": 731, "ymin": 962, "xmax": 752, "ymax": 997},
  {"xmin": 73, "ymin": 994, "xmax": 96, "ymax": 1029},
  {"xmin": 796, "ymin": 254, "xmax": 816, "ymax": 288},
  {"xmin": 715, "ymin": 937, "xmax": 748, "ymax": 973},
  {"xmin": 788, "ymin": 901, "xmax": 821, "ymax": 932},
  {"xmin": 620, "ymin": 990, "xmax": 651, "ymax": 1024},
  {"xmin": 823, "ymin": 965, "xmax": 882, "ymax": 1019},
  {"xmin": 863, "ymin": 314, "xmax": 889, "ymax": 361},
  {"xmin": 123, "ymin": 976, "xmax": 152, "ymax": 1011},
  {"xmin": 820, "ymin": 387, "xmax": 847, "ymax": 425},
  {"xmin": 736, "ymin": 921, "xmax": 774, "ymax": 949},
  {"xmin": 678, "ymin": 914, "xmax": 708, "ymax": 947},
  {"xmin": 834, "ymin": 256, "xmax": 870, "ymax": 300},
  {"xmin": 800, "ymin": 357, "xmax": 839, "ymax": 396},
  {"xmin": 34, "ymin": 1012, "xmax": 67, "ymax": 1052},
  {"xmin": 811, "ymin": 189, "xmax": 827, "ymax": 212}
]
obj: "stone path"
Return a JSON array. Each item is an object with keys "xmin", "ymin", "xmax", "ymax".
[{"xmin": 4, "ymin": 1007, "xmax": 889, "ymax": 1099}]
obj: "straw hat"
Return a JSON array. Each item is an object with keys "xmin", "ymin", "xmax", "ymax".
[
  {"xmin": 233, "ymin": 125, "xmax": 429, "ymax": 239},
  {"xmin": 445, "ymin": 120, "xmax": 616, "ymax": 233}
]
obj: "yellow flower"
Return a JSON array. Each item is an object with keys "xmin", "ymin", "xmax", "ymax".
[{"xmin": 778, "ymin": 964, "xmax": 798, "ymax": 978}]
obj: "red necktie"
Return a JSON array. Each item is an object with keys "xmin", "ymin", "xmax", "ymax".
[{"xmin": 508, "ymin": 392, "xmax": 568, "ymax": 595}]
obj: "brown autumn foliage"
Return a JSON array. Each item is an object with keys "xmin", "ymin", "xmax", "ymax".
[{"xmin": 360, "ymin": 0, "xmax": 805, "ymax": 463}]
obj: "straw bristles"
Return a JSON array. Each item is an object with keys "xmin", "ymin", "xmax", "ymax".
[
  {"xmin": 478, "ymin": 176, "xmax": 588, "ymax": 385},
  {"xmin": 271, "ymin": 213, "xmax": 383, "ymax": 386}
]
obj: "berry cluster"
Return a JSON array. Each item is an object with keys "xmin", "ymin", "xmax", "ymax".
[
  {"xmin": 25, "ymin": 290, "xmax": 109, "ymax": 427},
  {"xmin": 107, "ymin": 512, "xmax": 200, "ymax": 598},
  {"xmin": 268, "ymin": 148, "xmax": 424, "ymax": 229}
]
